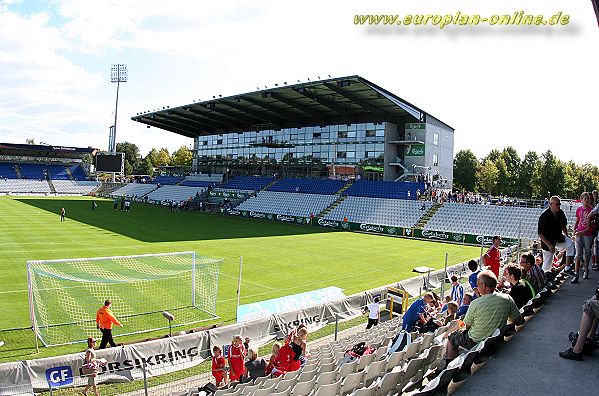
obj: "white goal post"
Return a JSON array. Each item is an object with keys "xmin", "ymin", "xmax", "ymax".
[{"xmin": 27, "ymin": 251, "xmax": 223, "ymax": 347}]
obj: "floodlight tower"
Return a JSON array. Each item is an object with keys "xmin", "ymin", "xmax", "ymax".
[{"xmin": 109, "ymin": 64, "xmax": 127, "ymax": 154}]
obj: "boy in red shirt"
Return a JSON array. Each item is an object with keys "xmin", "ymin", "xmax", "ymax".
[
  {"xmin": 227, "ymin": 335, "xmax": 246, "ymax": 382},
  {"xmin": 211, "ymin": 345, "xmax": 226, "ymax": 387},
  {"xmin": 483, "ymin": 235, "xmax": 502, "ymax": 278}
]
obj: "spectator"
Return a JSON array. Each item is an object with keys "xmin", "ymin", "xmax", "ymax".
[
  {"xmin": 444, "ymin": 271, "xmax": 523, "ymax": 364},
  {"xmin": 227, "ymin": 335, "xmax": 246, "ymax": 382},
  {"xmin": 243, "ymin": 348, "xmax": 266, "ymax": 383},
  {"xmin": 538, "ymin": 195, "xmax": 574, "ymax": 272},
  {"xmin": 442, "ymin": 301, "xmax": 459, "ymax": 325},
  {"xmin": 211, "ymin": 345, "xmax": 227, "ymax": 387},
  {"xmin": 483, "ymin": 235, "xmax": 502, "ymax": 278},
  {"xmin": 559, "ymin": 288, "xmax": 599, "ymax": 361},
  {"xmin": 572, "ymin": 192, "xmax": 594, "ymax": 283},
  {"xmin": 402, "ymin": 292, "xmax": 434, "ymax": 332},
  {"xmin": 265, "ymin": 342, "xmax": 281, "ymax": 376},
  {"xmin": 520, "ymin": 252, "xmax": 547, "ymax": 295},
  {"xmin": 82, "ymin": 337, "xmax": 100, "ymax": 396},
  {"xmin": 450, "ymin": 275, "xmax": 464, "ymax": 306},
  {"xmin": 468, "ymin": 260, "xmax": 480, "ymax": 298},
  {"xmin": 366, "ymin": 296, "xmax": 380, "ymax": 329},
  {"xmin": 271, "ymin": 341, "xmax": 295, "ymax": 377},
  {"xmin": 586, "ymin": 193, "xmax": 599, "ymax": 271},
  {"xmin": 289, "ymin": 326, "xmax": 308, "ymax": 370},
  {"xmin": 504, "ymin": 263, "xmax": 533, "ymax": 308},
  {"xmin": 456, "ymin": 293, "xmax": 473, "ymax": 319}
]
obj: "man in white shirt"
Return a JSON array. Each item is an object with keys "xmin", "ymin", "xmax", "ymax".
[{"xmin": 366, "ymin": 297, "xmax": 381, "ymax": 329}]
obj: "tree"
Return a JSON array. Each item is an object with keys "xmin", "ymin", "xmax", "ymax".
[
  {"xmin": 537, "ymin": 150, "xmax": 565, "ymax": 198},
  {"xmin": 146, "ymin": 148, "xmax": 160, "ymax": 166},
  {"xmin": 453, "ymin": 150, "xmax": 478, "ymax": 191},
  {"xmin": 123, "ymin": 159, "xmax": 133, "ymax": 176},
  {"xmin": 483, "ymin": 149, "xmax": 501, "ymax": 164},
  {"xmin": 476, "ymin": 159, "xmax": 499, "ymax": 194},
  {"xmin": 495, "ymin": 157, "xmax": 510, "ymax": 196},
  {"xmin": 518, "ymin": 151, "xmax": 540, "ymax": 199},
  {"xmin": 26, "ymin": 138, "xmax": 35, "ymax": 144},
  {"xmin": 499, "ymin": 147, "xmax": 520, "ymax": 195},
  {"xmin": 170, "ymin": 146, "xmax": 192, "ymax": 167},
  {"xmin": 139, "ymin": 156, "xmax": 155, "ymax": 176},
  {"xmin": 155, "ymin": 148, "xmax": 171, "ymax": 167},
  {"xmin": 116, "ymin": 142, "xmax": 141, "ymax": 171}
]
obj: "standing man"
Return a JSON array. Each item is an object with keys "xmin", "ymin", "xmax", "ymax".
[
  {"xmin": 365, "ymin": 297, "xmax": 381, "ymax": 329},
  {"xmin": 96, "ymin": 300, "xmax": 123, "ymax": 349},
  {"xmin": 60, "ymin": 207, "xmax": 66, "ymax": 222},
  {"xmin": 482, "ymin": 235, "xmax": 502, "ymax": 278},
  {"xmin": 113, "ymin": 197, "xmax": 118, "ymax": 210},
  {"xmin": 538, "ymin": 195, "xmax": 574, "ymax": 273}
]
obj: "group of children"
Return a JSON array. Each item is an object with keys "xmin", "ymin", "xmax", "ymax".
[{"xmin": 211, "ymin": 326, "xmax": 309, "ymax": 387}]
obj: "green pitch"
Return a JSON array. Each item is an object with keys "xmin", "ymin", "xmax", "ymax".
[{"xmin": 0, "ymin": 196, "xmax": 479, "ymax": 362}]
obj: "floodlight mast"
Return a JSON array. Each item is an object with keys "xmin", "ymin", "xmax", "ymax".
[{"xmin": 110, "ymin": 64, "xmax": 127, "ymax": 155}]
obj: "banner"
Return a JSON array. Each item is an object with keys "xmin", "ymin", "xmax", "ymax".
[
  {"xmin": 405, "ymin": 123, "xmax": 426, "ymax": 131},
  {"xmin": 406, "ymin": 144, "xmax": 425, "ymax": 156},
  {"xmin": 210, "ymin": 190, "xmax": 250, "ymax": 199},
  {"xmin": 237, "ymin": 287, "xmax": 346, "ymax": 323},
  {"xmin": 226, "ymin": 210, "xmax": 517, "ymax": 246},
  {"xmin": 410, "ymin": 228, "xmax": 518, "ymax": 247},
  {"xmin": 0, "ymin": 331, "xmax": 211, "ymax": 392}
]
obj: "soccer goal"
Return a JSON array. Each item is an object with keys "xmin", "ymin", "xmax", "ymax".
[{"xmin": 27, "ymin": 252, "xmax": 223, "ymax": 347}]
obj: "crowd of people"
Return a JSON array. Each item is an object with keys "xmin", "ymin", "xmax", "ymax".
[{"xmin": 211, "ymin": 326, "xmax": 310, "ymax": 387}]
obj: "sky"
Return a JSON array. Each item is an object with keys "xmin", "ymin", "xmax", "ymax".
[{"xmin": 0, "ymin": 0, "xmax": 598, "ymax": 164}]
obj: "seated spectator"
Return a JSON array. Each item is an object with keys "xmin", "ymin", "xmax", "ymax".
[
  {"xmin": 520, "ymin": 252, "xmax": 547, "ymax": 294},
  {"xmin": 443, "ymin": 301, "xmax": 459, "ymax": 325},
  {"xmin": 271, "ymin": 341, "xmax": 295, "ymax": 377},
  {"xmin": 444, "ymin": 271, "xmax": 523, "ymax": 364},
  {"xmin": 504, "ymin": 263, "xmax": 534, "ymax": 308},
  {"xmin": 265, "ymin": 342, "xmax": 281, "ymax": 376},
  {"xmin": 456, "ymin": 293, "xmax": 473, "ymax": 319},
  {"xmin": 402, "ymin": 292, "xmax": 434, "ymax": 332},
  {"xmin": 243, "ymin": 348, "xmax": 266, "ymax": 383},
  {"xmin": 559, "ymin": 288, "xmax": 599, "ymax": 361}
]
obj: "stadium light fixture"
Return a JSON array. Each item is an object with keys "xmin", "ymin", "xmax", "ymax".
[{"xmin": 109, "ymin": 64, "xmax": 127, "ymax": 155}]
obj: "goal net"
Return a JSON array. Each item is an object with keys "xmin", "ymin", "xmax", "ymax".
[{"xmin": 27, "ymin": 251, "xmax": 223, "ymax": 347}]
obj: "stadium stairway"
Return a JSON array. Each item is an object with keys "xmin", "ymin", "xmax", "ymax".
[
  {"xmin": 46, "ymin": 178, "xmax": 57, "ymax": 194},
  {"xmin": 318, "ymin": 195, "xmax": 347, "ymax": 218},
  {"xmin": 415, "ymin": 202, "xmax": 442, "ymax": 228},
  {"xmin": 65, "ymin": 166, "xmax": 75, "ymax": 181},
  {"xmin": 14, "ymin": 164, "xmax": 22, "ymax": 179},
  {"xmin": 336, "ymin": 180, "xmax": 354, "ymax": 195}
]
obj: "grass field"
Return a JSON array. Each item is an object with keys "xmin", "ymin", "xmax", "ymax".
[{"xmin": 0, "ymin": 196, "xmax": 480, "ymax": 362}]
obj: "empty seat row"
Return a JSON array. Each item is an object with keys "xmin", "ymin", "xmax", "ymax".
[{"xmin": 236, "ymin": 191, "xmax": 337, "ymax": 217}]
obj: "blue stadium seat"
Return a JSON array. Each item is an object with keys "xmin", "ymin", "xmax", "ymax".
[
  {"xmin": 343, "ymin": 180, "xmax": 425, "ymax": 199},
  {"xmin": 267, "ymin": 178, "xmax": 346, "ymax": 195},
  {"xmin": 220, "ymin": 176, "xmax": 275, "ymax": 191}
]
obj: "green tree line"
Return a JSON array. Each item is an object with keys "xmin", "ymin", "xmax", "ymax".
[
  {"xmin": 115, "ymin": 142, "xmax": 192, "ymax": 176},
  {"xmin": 453, "ymin": 147, "xmax": 599, "ymax": 199}
]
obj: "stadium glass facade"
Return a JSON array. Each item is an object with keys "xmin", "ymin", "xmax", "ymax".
[{"xmin": 194, "ymin": 122, "xmax": 387, "ymax": 179}]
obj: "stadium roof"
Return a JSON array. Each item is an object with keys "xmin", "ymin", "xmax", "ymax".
[
  {"xmin": 0, "ymin": 143, "xmax": 97, "ymax": 159},
  {"xmin": 131, "ymin": 75, "xmax": 453, "ymax": 138}
]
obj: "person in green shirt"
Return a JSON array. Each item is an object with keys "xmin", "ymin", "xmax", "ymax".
[{"xmin": 445, "ymin": 270, "xmax": 523, "ymax": 362}]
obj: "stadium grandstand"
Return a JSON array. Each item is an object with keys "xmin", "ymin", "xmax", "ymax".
[
  {"xmin": 132, "ymin": 75, "xmax": 454, "ymax": 187},
  {"xmin": 0, "ymin": 142, "xmax": 100, "ymax": 195}
]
